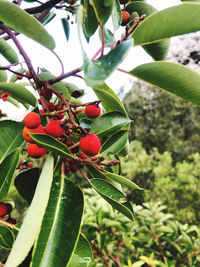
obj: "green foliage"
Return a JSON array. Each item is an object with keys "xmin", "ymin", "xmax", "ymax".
[{"xmin": 82, "ymin": 189, "xmax": 200, "ymax": 267}]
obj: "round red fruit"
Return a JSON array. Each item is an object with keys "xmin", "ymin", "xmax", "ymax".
[
  {"xmin": 27, "ymin": 144, "xmax": 46, "ymax": 158},
  {"xmin": 47, "ymin": 102, "xmax": 55, "ymax": 112},
  {"xmin": 24, "ymin": 112, "xmax": 41, "ymax": 129},
  {"xmin": 80, "ymin": 133, "xmax": 101, "ymax": 156},
  {"xmin": 121, "ymin": 10, "xmax": 130, "ymax": 26},
  {"xmin": 85, "ymin": 105, "xmax": 101, "ymax": 118},
  {"xmin": 42, "ymin": 88, "xmax": 52, "ymax": 101},
  {"xmin": 22, "ymin": 125, "xmax": 46, "ymax": 143},
  {"xmin": 0, "ymin": 203, "xmax": 9, "ymax": 217},
  {"xmin": 46, "ymin": 120, "xmax": 64, "ymax": 138}
]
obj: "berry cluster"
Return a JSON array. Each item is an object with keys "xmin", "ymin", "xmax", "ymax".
[
  {"xmin": 0, "ymin": 91, "xmax": 10, "ymax": 102},
  {"xmin": 0, "ymin": 203, "xmax": 16, "ymax": 225}
]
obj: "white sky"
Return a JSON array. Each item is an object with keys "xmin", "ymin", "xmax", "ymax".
[{"xmin": 1, "ymin": 0, "xmax": 181, "ymax": 120}]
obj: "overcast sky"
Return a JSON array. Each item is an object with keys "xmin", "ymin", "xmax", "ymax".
[{"xmin": 1, "ymin": 0, "xmax": 181, "ymax": 120}]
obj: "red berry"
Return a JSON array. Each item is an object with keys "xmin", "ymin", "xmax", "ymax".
[
  {"xmin": 42, "ymin": 88, "xmax": 52, "ymax": 101},
  {"xmin": 85, "ymin": 105, "xmax": 101, "ymax": 118},
  {"xmin": 17, "ymin": 75, "xmax": 23, "ymax": 80},
  {"xmin": 0, "ymin": 204, "xmax": 9, "ymax": 217},
  {"xmin": 22, "ymin": 125, "xmax": 46, "ymax": 143},
  {"xmin": 24, "ymin": 112, "xmax": 41, "ymax": 129},
  {"xmin": 27, "ymin": 144, "xmax": 46, "ymax": 158},
  {"xmin": 57, "ymin": 113, "xmax": 64, "ymax": 119},
  {"xmin": 64, "ymin": 166, "xmax": 71, "ymax": 173},
  {"xmin": 27, "ymin": 162, "xmax": 34, "ymax": 168},
  {"xmin": 46, "ymin": 120, "xmax": 64, "ymax": 138},
  {"xmin": 75, "ymin": 110, "xmax": 84, "ymax": 115},
  {"xmin": 80, "ymin": 133, "xmax": 101, "ymax": 156},
  {"xmin": 70, "ymin": 164, "xmax": 78, "ymax": 173},
  {"xmin": 121, "ymin": 10, "xmax": 130, "ymax": 26},
  {"xmin": 40, "ymin": 109, "xmax": 45, "ymax": 115},
  {"xmin": 47, "ymin": 102, "xmax": 55, "ymax": 112},
  {"xmin": 80, "ymin": 152, "xmax": 87, "ymax": 159}
]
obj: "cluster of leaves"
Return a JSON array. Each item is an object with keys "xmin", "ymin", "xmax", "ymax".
[
  {"xmin": 82, "ymin": 189, "xmax": 200, "ymax": 267},
  {"xmin": 122, "ymin": 81, "xmax": 200, "ymax": 162},
  {"xmin": 121, "ymin": 140, "xmax": 200, "ymax": 225},
  {"xmin": 1, "ymin": 0, "xmax": 200, "ymax": 266}
]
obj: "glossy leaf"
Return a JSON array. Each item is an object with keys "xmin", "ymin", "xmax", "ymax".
[
  {"xmin": 38, "ymin": 72, "xmax": 70, "ymax": 98},
  {"xmin": 91, "ymin": 0, "xmax": 113, "ymax": 26},
  {"xmin": 90, "ymin": 178, "xmax": 134, "ymax": 220},
  {"xmin": 82, "ymin": 0, "xmax": 99, "ymax": 38},
  {"xmin": 132, "ymin": 3, "xmax": 200, "ymax": 46},
  {"xmin": 84, "ymin": 40, "xmax": 132, "ymax": 86},
  {"xmin": 30, "ymin": 133, "xmax": 75, "ymax": 159},
  {"xmin": 92, "ymin": 83, "xmax": 128, "ymax": 116},
  {"xmin": 90, "ymin": 111, "xmax": 131, "ymax": 137},
  {"xmin": 61, "ymin": 18, "xmax": 70, "ymax": 41},
  {"xmin": 5, "ymin": 154, "xmax": 54, "ymax": 267},
  {"xmin": 0, "ymin": 38, "xmax": 19, "ymax": 64},
  {"xmin": 0, "ymin": 82, "xmax": 36, "ymax": 107},
  {"xmin": 31, "ymin": 177, "xmax": 84, "ymax": 267},
  {"xmin": 100, "ymin": 130, "xmax": 128, "ymax": 156},
  {"xmin": 129, "ymin": 61, "xmax": 200, "ymax": 106},
  {"xmin": 69, "ymin": 234, "xmax": 93, "ymax": 267},
  {"xmin": 112, "ymin": 0, "xmax": 121, "ymax": 31},
  {"xmin": 0, "ymin": 226, "xmax": 14, "ymax": 249},
  {"xmin": 0, "ymin": 120, "xmax": 23, "ymax": 164},
  {"xmin": 105, "ymin": 172, "xmax": 143, "ymax": 190},
  {"xmin": 118, "ymin": 139, "xmax": 129, "ymax": 157},
  {"xmin": 99, "ymin": 27, "xmax": 114, "ymax": 47},
  {"xmin": 6, "ymin": 96, "xmax": 20, "ymax": 108},
  {"xmin": 14, "ymin": 168, "xmax": 39, "ymax": 204},
  {"xmin": 0, "ymin": 0, "xmax": 55, "ymax": 50},
  {"xmin": 0, "ymin": 68, "xmax": 7, "ymax": 82},
  {"xmin": 126, "ymin": 2, "xmax": 169, "ymax": 60},
  {"xmin": 0, "ymin": 150, "xmax": 19, "ymax": 200}
]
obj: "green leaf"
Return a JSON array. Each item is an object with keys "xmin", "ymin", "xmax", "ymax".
[
  {"xmin": 91, "ymin": 0, "xmax": 113, "ymax": 26},
  {"xmin": 82, "ymin": 0, "xmax": 99, "ymax": 38},
  {"xmin": 100, "ymin": 130, "xmax": 128, "ymax": 156},
  {"xmin": 6, "ymin": 96, "xmax": 20, "ymax": 108},
  {"xmin": 99, "ymin": 27, "xmax": 114, "ymax": 47},
  {"xmin": 84, "ymin": 40, "xmax": 133, "ymax": 86},
  {"xmin": 0, "ymin": 226, "xmax": 14, "ymax": 249},
  {"xmin": 14, "ymin": 168, "xmax": 39, "ymax": 203},
  {"xmin": 132, "ymin": 3, "xmax": 200, "ymax": 46},
  {"xmin": 90, "ymin": 178, "xmax": 134, "ymax": 220},
  {"xmin": 126, "ymin": 2, "xmax": 169, "ymax": 60},
  {"xmin": 0, "ymin": 38, "xmax": 19, "ymax": 64},
  {"xmin": 38, "ymin": 72, "xmax": 70, "ymax": 98},
  {"xmin": 92, "ymin": 83, "xmax": 128, "ymax": 116},
  {"xmin": 61, "ymin": 18, "xmax": 70, "ymax": 41},
  {"xmin": 0, "ymin": 68, "xmax": 7, "ymax": 82},
  {"xmin": 112, "ymin": 0, "xmax": 122, "ymax": 31},
  {"xmin": 9, "ymin": 68, "xmax": 26, "ymax": 82},
  {"xmin": 90, "ymin": 111, "xmax": 131, "ymax": 137},
  {"xmin": 129, "ymin": 61, "xmax": 200, "ymax": 106},
  {"xmin": 0, "ymin": 150, "xmax": 19, "ymax": 200},
  {"xmin": 0, "ymin": 0, "xmax": 55, "ymax": 50},
  {"xmin": 105, "ymin": 172, "xmax": 143, "ymax": 190},
  {"xmin": 31, "ymin": 177, "xmax": 84, "ymax": 267},
  {"xmin": 0, "ymin": 82, "xmax": 36, "ymax": 107},
  {"xmin": 0, "ymin": 120, "xmax": 24, "ymax": 164},
  {"xmin": 5, "ymin": 154, "xmax": 54, "ymax": 267},
  {"xmin": 69, "ymin": 234, "xmax": 93, "ymax": 267},
  {"xmin": 30, "ymin": 133, "xmax": 75, "ymax": 159}
]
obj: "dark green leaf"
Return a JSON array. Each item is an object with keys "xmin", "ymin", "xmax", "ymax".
[
  {"xmin": 90, "ymin": 111, "xmax": 131, "ymax": 137},
  {"xmin": 100, "ymin": 130, "xmax": 128, "ymax": 156},
  {"xmin": 5, "ymin": 155, "xmax": 54, "ymax": 267},
  {"xmin": 0, "ymin": 0, "xmax": 55, "ymax": 50},
  {"xmin": 132, "ymin": 3, "xmax": 200, "ymax": 46},
  {"xmin": 0, "ymin": 37, "xmax": 18, "ymax": 64},
  {"xmin": 105, "ymin": 172, "xmax": 143, "ymax": 190},
  {"xmin": 92, "ymin": 83, "xmax": 128, "ymax": 116},
  {"xmin": 91, "ymin": 0, "xmax": 113, "ymax": 26},
  {"xmin": 99, "ymin": 27, "xmax": 114, "ymax": 47},
  {"xmin": 126, "ymin": 2, "xmax": 169, "ymax": 60},
  {"xmin": 129, "ymin": 61, "xmax": 200, "ymax": 106},
  {"xmin": 0, "ymin": 150, "xmax": 19, "ymax": 200},
  {"xmin": 61, "ymin": 18, "xmax": 70, "ymax": 41},
  {"xmin": 90, "ymin": 178, "xmax": 134, "ymax": 220},
  {"xmin": 0, "ymin": 82, "xmax": 36, "ymax": 107},
  {"xmin": 0, "ymin": 120, "xmax": 23, "ymax": 164},
  {"xmin": 30, "ymin": 133, "xmax": 75, "ymax": 159},
  {"xmin": 82, "ymin": 0, "xmax": 99, "ymax": 38},
  {"xmin": 84, "ymin": 40, "xmax": 133, "ymax": 86},
  {"xmin": 0, "ymin": 226, "xmax": 14, "ymax": 249},
  {"xmin": 31, "ymin": 177, "xmax": 84, "ymax": 267},
  {"xmin": 14, "ymin": 168, "xmax": 39, "ymax": 203}
]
